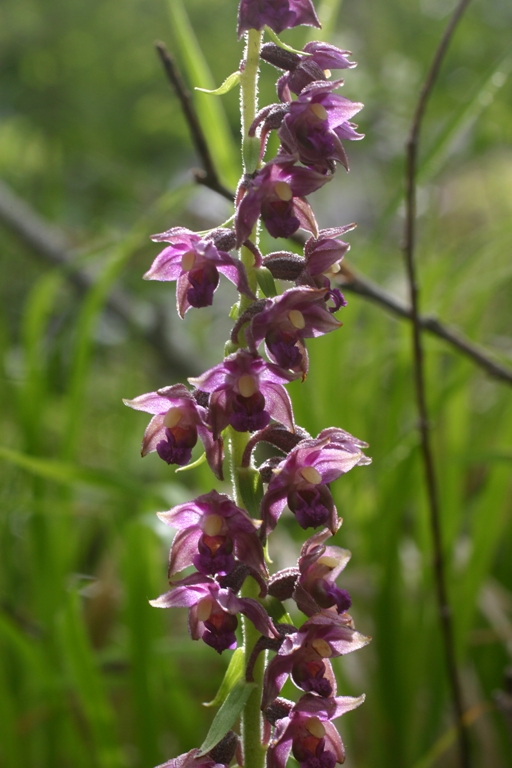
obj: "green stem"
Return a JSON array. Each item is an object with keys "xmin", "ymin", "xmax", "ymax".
[
  {"xmin": 240, "ymin": 29, "xmax": 263, "ymax": 175},
  {"xmin": 241, "ymin": 578, "xmax": 266, "ymax": 768},
  {"xmin": 232, "ymin": 31, "xmax": 267, "ymax": 768},
  {"xmin": 227, "ymin": 426, "xmax": 266, "ymax": 768}
]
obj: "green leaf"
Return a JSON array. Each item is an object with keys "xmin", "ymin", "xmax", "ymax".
[
  {"xmin": 175, "ymin": 451, "xmax": 206, "ymax": 472},
  {"xmin": 256, "ymin": 267, "xmax": 278, "ymax": 298},
  {"xmin": 264, "ymin": 27, "xmax": 311, "ymax": 56},
  {"xmin": 196, "ymin": 71, "xmax": 241, "ymax": 96},
  {"xmin": 198, "ymin": 679, "xmax": 257, "ymax": 755},
  {"xmin": 203, "ymin": 648, "xmax": 245, "ymax": 707}
]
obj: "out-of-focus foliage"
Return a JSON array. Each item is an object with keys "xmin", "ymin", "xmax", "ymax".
[{"xmin": 1, "ymin": 1, "xmax": 512, "ymax": 767}]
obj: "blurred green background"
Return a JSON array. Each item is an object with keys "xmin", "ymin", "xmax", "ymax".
[{"xmin": 1, "ymin": 0, "xmax": 512, "ymax": 766}]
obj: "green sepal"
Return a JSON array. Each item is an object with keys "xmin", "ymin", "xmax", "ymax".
[
  {"xmin": 203, "ymin": 648, "xmax": 244, "ymax": 707},
  {"xmin": 237, "ymin": 466, "xmax": 264, "ymax": 518},
  {"xmin": 175, "ymin": 451, "xmax": 206, "ymax": 473},
  {"xmin": 196, "ymin": 71, "xmax": 241, "ymax": 96},
  {"xmin": 261, "ymin": 596, "xmax": 294, "ymax": 625},
  {"xmin": 198, "ymin": 679, "xmax": 257, "ymax": 756},
  {"xmin": 256, "ymin": 267, "xmax": 278, "ymax": 298}
]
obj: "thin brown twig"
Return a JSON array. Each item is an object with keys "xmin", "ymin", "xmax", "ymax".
[
  {"xmin": 403, "ymin": 2, "xmax": 473, "ymax": 768},
  {"xmin": 154, "ymin": 41, "xmax": 234, "ymax": 202}
]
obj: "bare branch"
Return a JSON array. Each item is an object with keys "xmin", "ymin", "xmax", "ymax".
[
  {"xmin": 402, "ymin": 2, "xmax": 473, "ymax": 767},
  {"xmin": 155, "ymin": 41, "xmax": 234, "ymax": 202}
]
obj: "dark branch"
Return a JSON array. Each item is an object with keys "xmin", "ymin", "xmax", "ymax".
[
  {"xmin": 155, "ymin": 41, "xmax": 234, "ymax": 202},
  {"xmin": 337, "ymin": 263, "xmax": 512, "ymax": 385},
  {"xmin": 403, "ymin": 2, "xmax": 473, "ymax": 767}
]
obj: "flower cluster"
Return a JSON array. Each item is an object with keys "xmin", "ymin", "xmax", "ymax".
[{"xmin": 126, "ymin": 3, "xmax": 370, "ymax": 768}]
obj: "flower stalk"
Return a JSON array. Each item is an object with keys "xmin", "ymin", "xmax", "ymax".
[{"xmin": 125, "ymin": 4, "xmax": 370, "ymax": 768}]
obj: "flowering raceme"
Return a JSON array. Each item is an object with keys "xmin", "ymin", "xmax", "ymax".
[{"xmin": 125, "ymin": 2, "xmax": 370, "ymax": 767}]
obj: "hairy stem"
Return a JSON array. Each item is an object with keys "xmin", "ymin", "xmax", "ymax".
[
  {"xmin": 240, "ymin": 29, "xmax": 264, "ymax": 175},
  {"xmin": 227, "ymin": 426, "xmax": 266, "ymax": 768}
]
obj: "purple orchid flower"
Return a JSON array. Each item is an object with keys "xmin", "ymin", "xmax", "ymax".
[
  {"xmin": 262, "ymin": 611, "xmax": 370, "ymax": 709},
  {"xmin": 261, "ymin": 42, "xmax": 356, "ymax": 103},
  {"xmin": 293, "ymin": 529, "xmax": 355, "ymax": 617},
  {"xmin": 123, "ymin": 383, "xmax": 223, "ymax": 479},
  {"xmin": 156, "ymin": 489, "xmax": 267, "ymax": 581},
  {"xmin": 301, "ymin": 226, "xmax": 354, "ymax": 289},
  {"xmin": 237, "ymin": 0, "xmax": 320, "ymax": 38},
  {"xmin": 150, "ymin": 573, "xmax": 278, "ymax": 654},
  {"xmin": 248, "ymin": 286, "xmax": 342, "ymax": 374},
  {"xmin": 278, "ymin": 82, "xmax": 363, "ymax": 172},
  {"xmin": 155, "ymin": 749, "xmax": 227, "ymax": 768},
  {"xmin": 145, "ymin": 227, "xmax": 254, "ymax": 318},
  {"xmin": 188, "ymin": 349, "xmax": 298, "ymax": 439},
  {"xmin": 266, "ymin": 692, "xmax": 365, "ymax": 768},
  {"xmin": 261, "ymin": 428, "xmax": 371, "ymax": 537},
  {"xmin": 235, "ymin": 155, "xmax": 330, "ymax": 246}
]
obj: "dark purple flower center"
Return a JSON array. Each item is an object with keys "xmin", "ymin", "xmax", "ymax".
[
  {"xmin": 230, "ymin": 392, "xmax": 270, "ymax": 433},
  {"xmin": 261, "ymin": 199, "xmax": 300, "ymax": 239},
  {"xmin": 156, "ymin": 427, "xmax": 197, "ymax": 466},
  {"xmin": 288, "ymin": 485, "xmax": 332, "ymax": 529},
  {"xmin": 186, "ymin": 263, "xmax": 220, "ymax": 308},
  {"xmin": 193, "ymin": 534, "xmax": 235, "ymax": 577},
  {"xmin": 292, "ymin": 659, "xmax": 332, "ymax": 697},
  {"xmin": 321, "ymin": 581, "xmax": 352, "ymax": 614},
  {"xmin": 202, "ymin": 611, "xmax": 238, "ymax": 654},
  {"xmin": 266, "ymin": 330, "xmax": 303, "ymax": 369}
]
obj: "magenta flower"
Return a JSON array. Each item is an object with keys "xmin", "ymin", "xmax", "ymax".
[
  {"xmin": 262, "ymin": 612, "xmax": 370, "ymax": 709},
  {"xmin": 278, "ymin": 82, "xmax": 363, "ymax": 172},
  {"xmin": 235, "ymin": 155, "xmax": 330, "ymax": 246},
  {"xmin": 249, "ymin": 286, "xmax": 342, "ymax": 373},
  {"xmin": 189, "ymin": 349, "xmax": 298, "ymax": 439},
  {"xmin": 145, "ymin": 227, "xmax": 254, "ymax": 317},
  {"xmin": 237, "ymin": 0, "xmax": 320, "ymax": 38},
  {"xmin": 150, "ymin": 573, "xmax": 278, "ymax": 653},
  {"xmin": 157, "ymin": 489, "xmax": 267, "ymax": 581},
  {"xmin": 123, "ymin": 383, "xmax": 223, "ymax": 479},
  {"xmin": 261, "ymin": 42, "xmax": 356, "ymax": 102},
  {"xmin": 261, "ymin": 428, "xmax": 371, "ymax": 537},
  {"xmin": 293, "ymin": 529, "xmax": 354, "ymax": 616},
  {"xmin": 266, "ymin": 692, "xmax": 365, "ymax": 768}
]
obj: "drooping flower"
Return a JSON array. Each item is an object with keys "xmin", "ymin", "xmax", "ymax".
[
  {"xmin": 235, "ymin": 155, "xmax": 330, "ymax": 246},
  {"xmin": 189, "ymin": 349, "xmax": 298, "ymax": 439},
  {"xmin": 294, "ymin": 528, "xmax": 355, "ymax": 616},
  {"xmin": 262, "ymin": 611, "xmax": 370, "ymax": 709},
  {"xmin": 123, "ymin": 383, "xmax": 223, "ymax": 479},
  {"xmin": 150, "ymin": 573, "xmax": 278, "ymax": 653},
  {"xmin": 145, "ymin": 227, "xmax": 254, "ymax": 317},
  {"xmin": 248, "ymin": 286, "xmax": 342, "ymax": 373},
  {"xmin": 278, "ymin": 82, "xmax": 364, "ymax": 172},
  {"xmin": 261, "ymin": 428, "xmax": 371, "ymax": 538},
  {"xmin": 260, "ymin": 41, "xmax": 356, "ymax": 102},
  {"xmin": 266, "ymin": 692, "xmax": 365, "ymax": 768},
  {"xmin": 157, "ymin": 489, "xmax": 267, "ymax": 581},
  {"xmin": 237, "ymin": 0, "xmax": 320, "ymax": 38}
]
